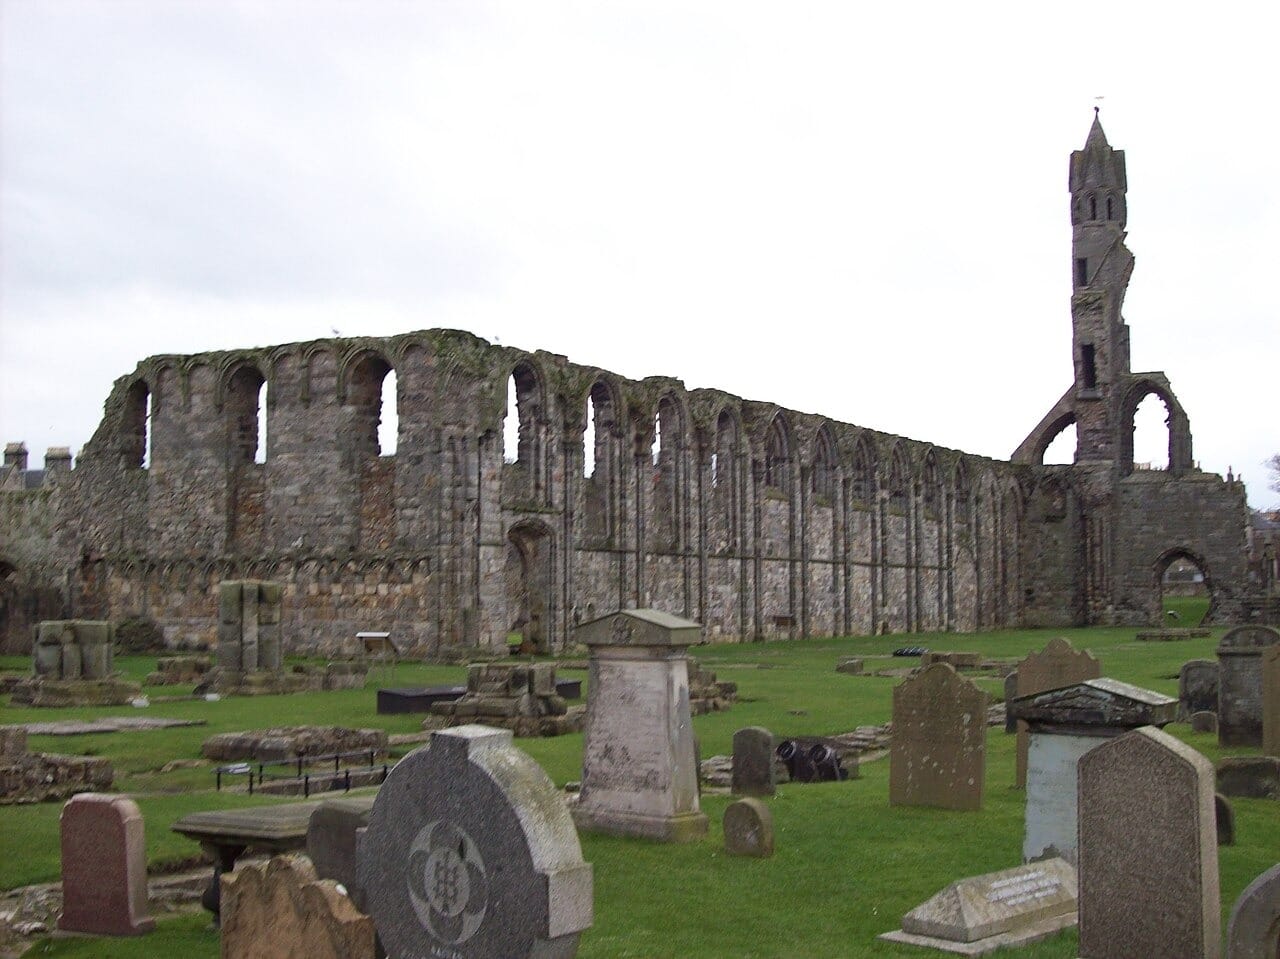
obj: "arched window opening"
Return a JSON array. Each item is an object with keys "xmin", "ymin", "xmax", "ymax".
[
  {"xmin": 1106, "ymin": 195, "xmax": 1114, "ymax": 220},
  {"xmin": 711, "ymin": 409, "xmax": 739, "ymax": 551},
  {"xmin": 1089, "ymin": 194, "xmax": 1098, "ymax": 220},
  {"xmin": 764, "ymin": 416, "xmax": 791, "ymax": 495},
  {"xmin": 812, "ymin": 429, "xmax": 835, "ymax": 502},
  {"xmin": 348, "ymin": 355, "xmax": 394, "ymax": 458},
  {"xmin": 504, "ymin": 375, "xmax": 518, "ymax": 464},
  {"xmin": 651, "ymin": 412, "xmax": 662, "ymax": 466},
  {"xmin": 255, "ymin": 381, "xmax": 268, "ymax": 463},
  {"xmin": 923, "ymin": 455, "xmax": 941, "ymax": 519},
  {"xmin": 1042, "ymin": 422, "xmax": 1077, "ymax": 465},
  {"xmin": 123, "ymin": 381, "xmax": 152, "ymax": 469},
  {"xmin": 850, "ymin": 441, "xmax": 874, "ymax": 506},
  {"xmin": 378, "ymin": 370, "xmax": 398, "ymax": 456},
  {"xmin": 651, "ymin": 397, "xmax": 681, "ymax": 547},
  {"xmin": 584, "ymin": 394, "xmax": 597, "ymax": 478},
  {"xmin": 226, "ymin": 366, "xmax": 266, "ymax": 465},
  {"xmin": 888, "ymin": 448, "xmax": 909, "ymax": 511},
  {"xmin": 1131, "ymin": 393, "xmax": 1171, "ymax": 471}
]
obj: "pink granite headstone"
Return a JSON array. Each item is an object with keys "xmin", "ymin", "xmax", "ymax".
[{"xmin": 58, "ymin": 793, "xmax": 155, "ymax": 936}]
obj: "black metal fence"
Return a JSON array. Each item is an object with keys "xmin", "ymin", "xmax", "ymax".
[{"xmin": 214, "ymin": 748, "xmax": 389, "ymax": 797}]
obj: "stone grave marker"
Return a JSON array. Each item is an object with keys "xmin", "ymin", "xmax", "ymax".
[
  {"xmin": 58, "ymin": 793, "xmax": 154, "ymax": 936},
  {"xmin": 306, "ymin": 796, "xmax": 376, "ymax": 912},
  {"xmin": 731, "ymin": 726, "xmax": 775, "ymax": 797},
  {"xmin": 1179, "ymin": 658, "xmax": 1219, "ymax": 720},
  {"xmin": 1263, "ymin": 644, "xmax": 1280, "ymax": 757},
  {"xmin": 1014, "ymin": 637, "xmax": 1100, "ymax": 788},
  {"xmin": 357, "ymin": 725, "xmax": 592, "ymax": 958},
  {"xmin": 1216, "ymin": 624, "xmax": 1280, "ymax": 747},
  {"xmin": 572, "ymin": 608, "xmax": 708, "ymax": 841},
  {"xmin": 878, "ymin": 858, "xmax": 1077, "ymax": 955},
  {"xmin": 1077, "ymin": 726, "xmax": 1219, "ymax": 959},
  {"xmin": 221, "ymin": 855, "xmax": 375, "ymax": 959},
  {"xmin": 1008, "ymin": 677, "xmax": 1176, "ymax": 864},
  {"xmin": 1215, "ymin": 792, "xmax": 1235, "ymax": 846},
  {"xmin": 1191, "ymin": 711, "xmax": 1218, "ymax": 734},
  {"xmin": 889, "ymin": 663, "xmax": 988, "ymax": 812},
  {"xmin": 1227, "ymin": 863, "xmax": 1280, "ymax": 959},
  {"xmin": 723, "ymin": 798, "xmax": 774, "ymax": 858},
  {"xmin": 1215, "ymin": 756, "xmax": 1280, "ymax": 800}
]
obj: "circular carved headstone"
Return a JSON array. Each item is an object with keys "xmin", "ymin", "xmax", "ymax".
[{"xmin": 357, "ymin": 725, "xmax": 592, "ymax": 959}]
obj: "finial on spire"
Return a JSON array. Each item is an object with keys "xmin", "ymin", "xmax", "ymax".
[{"xmin": 1094, "ymin": 105, "xmax": 1100, "ymax": 117}]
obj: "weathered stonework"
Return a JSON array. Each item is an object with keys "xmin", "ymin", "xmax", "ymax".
[
  {"xmin": 0, "ymin": 119, "xmax": 1260, "ymax": 655},
  {"xmin": 430, "ymin": 662, "xmax": 583, "ymax": 737}
]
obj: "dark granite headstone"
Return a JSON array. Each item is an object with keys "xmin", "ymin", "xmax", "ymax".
[
  {"xmin": 358, "ymin": 725, "xmax": 592, "ymax": 958},
  {"xmin": 1216, "ymin": 625, "xmax": 1280, "ymax": 747},
  {"xmin": 731, "ymin": 727, "xmax": 775, "ymax": 797},
  {"xmin": 1178, "ymin": 659, "xmax": 1219, "ymax": 720}
]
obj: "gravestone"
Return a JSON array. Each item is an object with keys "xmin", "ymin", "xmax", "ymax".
[
  {"xmin": 1013, "ymin": 637, "xmax": 1100, "ymax": 788},
  {"xmin": 879, "ymin": 858, "xmax": 1077, "ymax": 955},
  {"xmin": 1008, "ymin": 677, "xmax": 1176, "ymax": 865},
  {"xmin": 1215, "ymin": 792, "xmax": 1235, "ymax": 846},
  {"xmin": 221, "ymin": 855, "xmax": 375, "ymax": 959},
  {"xmin": 1077, "ymin": 726, "xmax": 1219, "ymax": 959},
  {"xmin": 306, "ymin": 796, "xmax": 376, "ymax": 912},
  {"xmin": 1227, "ymin": 863, "xmax": 1280, "ymax": 959},
  {"xmin": 731, "ymin": 727, "xmax": 775, "ymax": 797},
  {"xmin": 1191, "ymin": 711, "xmax": 1218, "ymax": 734},
  {"xmin": 58, "ymin": 793, "xmax": 154, "ymax": 936},
  {"xmin": 835, "ymin": 658, "xmax": 864, "ymax": 675},
  {"xmin": 889, "ymin": 663, "xmax": 988, "ymax": 812},
  {"xmin": 1263, "ymin": 645, "xmax": 1280, "ymax": 757},
  {"xmin": 1215, "ymin": 756, "xmax": 1280, "ymax": 800},
  {"xmin": 572, "ymin": 609, "xmax": 708, "ymax": 841},
  {"xmin": 1179, "ymin": 659, "xmax": 1220, "ymax": 720},
  {"xmin": 357, "ymin": 725, "xmax": 592, "ymax": 958},
  {"xmin": 1216, "ymin": 624, "xmax": 1280, "ymax": 747},
  {"xmin": 723, "ymin": 798, "xmax": 774, "ymax": 858}
]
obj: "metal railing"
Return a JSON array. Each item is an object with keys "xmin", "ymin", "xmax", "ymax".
[{"xmin": 214, "ymin": 748, "xmax": 389, "ymax": 797}]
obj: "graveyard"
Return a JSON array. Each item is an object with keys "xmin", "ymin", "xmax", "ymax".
[{"xmin": 2, "ymin": 614, "xmax": 1278, "ymax": 957}]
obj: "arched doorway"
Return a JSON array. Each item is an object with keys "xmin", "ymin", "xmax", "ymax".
[
  {"xmin": 1153, "ymin": 548, "xmax": 1215, "ymax": 626},
  {"xmin": 503, "ymin": 521, "xmax": 555, "ymax": 654}
]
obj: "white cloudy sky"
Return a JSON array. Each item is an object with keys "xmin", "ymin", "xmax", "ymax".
[{"xmin": 2, "ymin": 1, "xmax": 1277, "ymax": 505}]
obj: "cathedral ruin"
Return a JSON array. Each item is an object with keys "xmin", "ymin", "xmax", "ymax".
[{"xmin": 0, "ymin": 117, "xmax": 1266, "ymax": 655}]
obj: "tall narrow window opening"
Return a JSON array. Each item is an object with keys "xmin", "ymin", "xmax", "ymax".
[
  {"xmin": 1081, "ymin": 343, "xmax": 1097, "ymax": 389},
  {"xmin": 1075, "ymin": 257, "xmax": 1088, "ymax": 288}
]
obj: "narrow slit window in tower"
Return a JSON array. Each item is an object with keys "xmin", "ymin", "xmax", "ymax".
[
  {"xmin": 1075, "ymin": 258, "xmax": 1088, "ymax": 288},
  {"xmin": 1082, "ymin": 344, "xmax": 1097, "ymax": 389}
]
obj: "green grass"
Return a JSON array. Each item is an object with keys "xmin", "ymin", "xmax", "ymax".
[
  {"xmin": 1163, "ymin": 595, "xmax": 1211, "ymax": 626},
  {"xmin": 7, "ymin": 625, "xmax": 1279, "ymax": 957}
]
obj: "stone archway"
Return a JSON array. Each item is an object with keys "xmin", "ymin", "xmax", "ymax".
[
  {"xmin": 503, "ymin": 521, "xmax": 555, "ymax": 654},
  {"xmin": 1153, "ymin": 547, "xmax": 1216, "ymax": 626}
]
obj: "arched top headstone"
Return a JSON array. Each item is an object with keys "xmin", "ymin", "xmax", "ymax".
[
  {"xmin": 1227, "ymin": 863, "xmax": 1280, "ymax": 959},
  {"xmin": 1218, "ymin": 625, "xmax": 1280, "ymax": 653},
  {"xmin": 358, "ymin": 725, "xmax": 593, "ymax": 958}
]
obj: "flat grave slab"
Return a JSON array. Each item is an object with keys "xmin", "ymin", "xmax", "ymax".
[
  {"xmin": 6, "ymin": 717, "xmax": 207, "ymax": 736},
  {"xmin": 377, "ymin": 679, "xmax": 581, "ymax": 714}
]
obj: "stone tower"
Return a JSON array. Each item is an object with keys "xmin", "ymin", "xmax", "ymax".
[{"xmin": 1016, "ymin": 111, "xmax": 1192, "ymax": 475}]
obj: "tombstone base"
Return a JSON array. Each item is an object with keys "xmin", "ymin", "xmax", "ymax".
[
  {"xmin": 878, "ymin": 912, "xmax": 1076, "ymax": 956},
  {"xmin": 571, "ymin": 805, "xmax": 708, "ymax": 843}
]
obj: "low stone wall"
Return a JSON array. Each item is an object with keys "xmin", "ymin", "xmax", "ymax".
[
  {"xmin": 202, "ymin": 726, "xmax": 389, "ymax": 763},
  {"xmin": 687, "ymin": 658, "xmax": 737, "ymax": 714},
  {"xmin": 213, "ymin": 662, "xmax": 368, "ymax": 696},
  {"xmin": 431, "ymin": 663, "xmax": 582, "ymax": 736},
  {"xmin": 145, "ymin": 655, "xmax": 212, "ymax": 686},
  {"xmin": 0, "ymin": 729, "xmax": 114, "ymax": 804},
  {"xmin": 8, "ymin": 678, "xmax": 142, "ymax": 708}
]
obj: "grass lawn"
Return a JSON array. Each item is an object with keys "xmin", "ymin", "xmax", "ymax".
[{"xmin": 5, "ymin": 624, "xmax": 1278, "ymax": 957}]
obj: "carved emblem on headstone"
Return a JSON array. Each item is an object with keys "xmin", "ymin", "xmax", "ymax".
[{"xmin": 358, "ymin": 725, "xmax": 593, "ymax": 958}]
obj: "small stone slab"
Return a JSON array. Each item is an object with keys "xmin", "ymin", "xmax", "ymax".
[
  {"xmin": 7, "ymin": 717, "xmax": 206, "ymax": 736},
  {"xmin": 305, "ymin": 797, "xmax": 377, "ymax": 911},
  {"xmin": 1216, "ymin": 756, "xmax": 1280, "ymax": 800},
  {"xmin": 358, "ymin": 725, "xmax": 592, "ymax": 958},
  {"xmin": 221, "ymin": 855, "xmax": 374, "ymax": 959},
  {"xmin": 878, "ymin": 858, "xmax": 1077, "ymax": 955},
  {"xmin": 835, "ymin": 658, "xmax": 864, "ymax": 675},
  {"xmin": 723, "ymin": 798, "xmax": 773, "ymax": 858},
  {"xmin": 1190, "ymin": 711, "xmax": 1218, "ymax": 734},
  {"xmin": 59, "ymin": 793, "xmax": 155, "ymax": 936},
  {"xmin": 1227, "ymin": 863, "xmax": 1280, "ymax": 959}
]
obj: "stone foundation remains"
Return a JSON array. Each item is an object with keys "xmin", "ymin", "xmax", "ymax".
[
  {"xmin": 10, "ymin": 620, "xmax": 142, "ymax": 707},
  {"xmin": 0, "ymin": 727, "xmax": 114, "ymax": 804},
  {"xmin": 201, "ymin": 726, "xmax": 389, "ymax": 763},
  {"xmin": 145, "ymin": 655, "xmax": 212, "ymax": 686},
  {"xmin": 430, "ymin": 662, "xmax": 583, "ymax": 736}
]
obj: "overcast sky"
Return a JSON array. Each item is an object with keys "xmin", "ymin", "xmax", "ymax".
[{"xmin": 2, "ymin": 1, "xmax": 1276, "ymax": 506}]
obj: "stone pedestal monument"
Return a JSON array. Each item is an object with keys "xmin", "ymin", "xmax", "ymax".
[
  {"xmin": 572, "ymin": 609, "xmax": 708, "ymax": 842},
  {"xmin": 1009, "ymin": 677, "xmax": 1176, "ymax": 865},
  {"xmin": 11, "ymin": 621, "xmax": 141, "ymax": 707}
]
